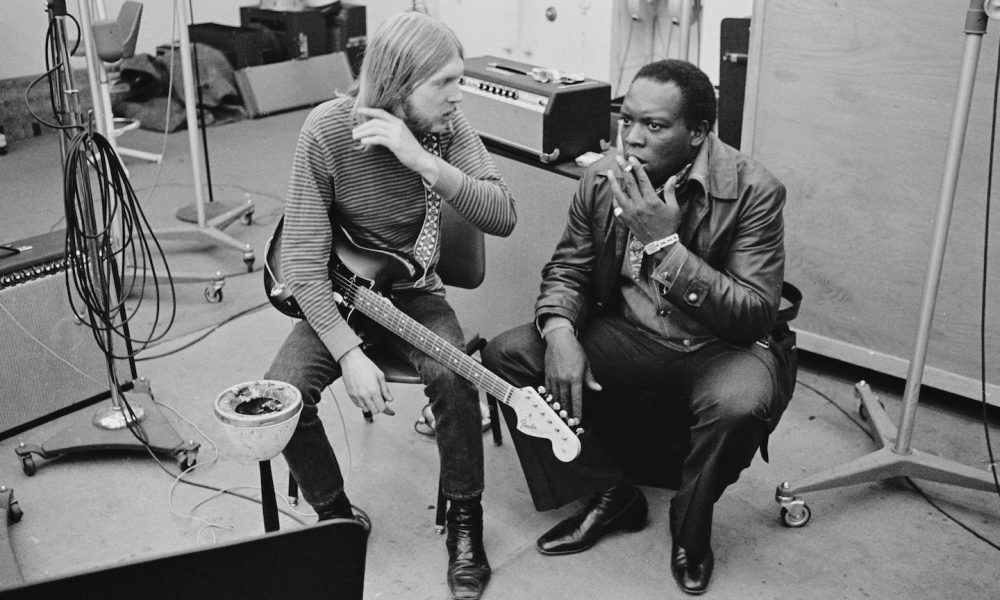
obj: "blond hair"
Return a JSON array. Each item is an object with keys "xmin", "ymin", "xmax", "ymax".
[{"xmin": 352, "ymin": 11, "xmax": 463, "ymax": 120}]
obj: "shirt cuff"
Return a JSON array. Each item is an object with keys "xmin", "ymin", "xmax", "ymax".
[
  {"xmin": 319, "ymin": 321, "xmax": 365, "ymax": 362},
  {"xmin": 650, "ymin": 243, "xmax": 688, "ymax": 292},
  {"xmin": 539, "ymin": 316, "xmax": 576, "ymax": 339}
]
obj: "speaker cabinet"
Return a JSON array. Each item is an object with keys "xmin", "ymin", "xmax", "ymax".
[
  {"xmin": 0, "ymin": 231, "xmax": 135, "ymax": 439},
  {"xmin": 0, "ymin": 518, "xmax": 369, "ymax": 599},
  {"xmin": 718, "ymin": 17, "xmax": 751, "ymax": 150}
]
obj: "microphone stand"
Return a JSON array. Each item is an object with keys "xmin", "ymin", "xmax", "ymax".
[
  {"xmin": 14, "ymin": 0, "xmax": 199, "ymax": 477},
  {"xmin": 775, "ymin": 0, "xmax": 1000, "ymax": 527}
]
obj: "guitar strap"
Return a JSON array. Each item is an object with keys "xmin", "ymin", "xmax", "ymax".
[{"xmin": 412, "ymin": 132, "xmax": 444, "ymax": 286}]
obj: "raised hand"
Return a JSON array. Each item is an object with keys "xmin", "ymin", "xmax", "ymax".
[
  {"xmin": 352, "ymin": 107, "xmax": 436, "ymax": 177},
  {"xmin": 608, "ymin": 155, "xmax": 681, "ymax": 245}
]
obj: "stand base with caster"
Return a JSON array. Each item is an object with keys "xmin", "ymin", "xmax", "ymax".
[
  {"xmin": 775, "ymin": 381, "xmax": 997, "ymax": 528},
  {"xmin": 0, "ymin": 487, "xmax": 23, "ymax": 586},
  {"xmin": 14, "ymin": 379, "xmax": 199, "ymax": 476}
]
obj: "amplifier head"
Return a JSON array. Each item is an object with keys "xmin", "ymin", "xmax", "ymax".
[{"xmin": 460, "ymin": 56, "xmax": 611, "ymax": 163}]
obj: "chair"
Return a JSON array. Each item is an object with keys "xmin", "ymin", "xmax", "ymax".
[
  {"xmin": 91, "ymin": 1, "xmax": 142, "ymax": 62},
  {"xmin": 288, "ymin": 202, "xmax": 502, "ymax": 532},
  {"xmin": 82, "ymin": 1, "xmax": 164, "ymax": 164}
]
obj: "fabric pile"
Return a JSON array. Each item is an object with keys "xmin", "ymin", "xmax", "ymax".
[{"xmin": 111, "ymin": 42, "xmax": 247, "ymax": 132}]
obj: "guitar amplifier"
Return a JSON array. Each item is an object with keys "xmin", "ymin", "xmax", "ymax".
[
  {"xmin": 0, "ymin": 230, "xmax": 135, "ymax": 438},
  {"xmin": 460, "ymin": 56, "xmax": 611, "ymax": 163}
]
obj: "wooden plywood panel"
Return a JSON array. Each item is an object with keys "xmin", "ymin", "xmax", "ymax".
[
  {"xmin": 446, "ymin": 154, "xmax": 576, "ymax": 339},
  {"xmin": 743, "ymin": 0, "xmax": 1000, "ymax": 403}
]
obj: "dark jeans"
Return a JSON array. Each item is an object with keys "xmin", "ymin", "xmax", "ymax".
[
  {"xmin": 265, "ymin": 291, "xmax": 485, "ymax": 517},
  {"xmin": 482, "ymin": 315, "xmax": 788, "ymax": 555}
]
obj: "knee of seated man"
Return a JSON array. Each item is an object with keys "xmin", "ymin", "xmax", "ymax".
[
  {"xmin": 482, "ymin": 323, "xmax": 539, "ymax": 372},
  {"xmin": 698, "ymin": 367, "xmax": 775, "ymax": 426},
  {"xmin": 264, "ymin": 366, "xmax": 323, "ymax": 406}
]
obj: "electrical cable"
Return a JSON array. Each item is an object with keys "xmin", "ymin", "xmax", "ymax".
[
  {"xmin": 979, "ymin": 25, "xmax": 1000, "ymax": 505},
  {"xmin": 615, "ymin": 16, "xmax": 636, "ymax": 97},
  {"xmin": 795, "ymin": 377, "xmax": 1000, "ymax": 552},
  {"xmin": 135, "ymin": 301, "xmax": 269, "ymax": 361}
]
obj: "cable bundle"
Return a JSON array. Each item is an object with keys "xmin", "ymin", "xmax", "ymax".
[{"xmin": 61, "ymin": 129, "xmax": 177, "ymax": 426}]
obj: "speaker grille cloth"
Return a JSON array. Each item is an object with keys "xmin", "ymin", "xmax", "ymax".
[
  {"xmin": 460, "ymin": 92, "xmax": 543, "ymax": 153},
  {"xmin": 0, "ymin": 272, "xmax": 132, "ymax": 436}
]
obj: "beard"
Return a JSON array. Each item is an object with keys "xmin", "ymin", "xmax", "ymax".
[{"xmin": 399, "ymin": 97, "xmax": 449, "ymax": 134}]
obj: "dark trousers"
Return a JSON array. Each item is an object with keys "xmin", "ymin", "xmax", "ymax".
[
  {"xmin": 482, "ymin": 316, "xmax": 787, "ymax": 555},
  {"xmin": 265, "ymin": 291, "xmax": 485, "ymax": 517}
]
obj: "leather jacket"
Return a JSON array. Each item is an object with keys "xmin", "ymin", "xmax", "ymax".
[{"xmin": 535, "ymin": 134, "xmax": 786, "ymax": 347}]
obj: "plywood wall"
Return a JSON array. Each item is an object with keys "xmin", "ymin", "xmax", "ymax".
[{"xmin": 743, "ymin": 0, "xmax": 1000, "ymax": 403}]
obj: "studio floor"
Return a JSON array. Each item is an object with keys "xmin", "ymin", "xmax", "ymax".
[{"xmin": 0, "ymin": 110, "xmax": 998, "ymax": 599}]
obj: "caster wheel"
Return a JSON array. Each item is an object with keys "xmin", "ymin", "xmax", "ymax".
[
  {"xmin": 780, "ymin": 503, "xmax": 811, "ymax": 527},
  {"xmin": 205, "ymin": 287, "xmax": 223, "ymax": 303},
  {"xmin": 244, "ymin": 257, "xmax": 255, "ymax": 273},
  {"xmin": 7, "ymin": 502, "xmax": 22, "ymax": 524},
  {"xmin": 21, "ymin": 456, "xmax": 36, "ymax": 476},
  {"xmin": 242, "ymin": 210, "xmax": 255, "ymax": 226},
  {"xmin": 178, "ymin": 454, "xmax": 197, "ymax": 471}
]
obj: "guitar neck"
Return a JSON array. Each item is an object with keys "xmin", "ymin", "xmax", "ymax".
[{"xmin": 351, "ymin": 286, "xmax": 515, "ymax": 403}]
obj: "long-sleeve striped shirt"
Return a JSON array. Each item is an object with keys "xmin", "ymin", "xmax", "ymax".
[{"xmin": 281, "ymin": 95, "xmax": 517, "ymax": 361}]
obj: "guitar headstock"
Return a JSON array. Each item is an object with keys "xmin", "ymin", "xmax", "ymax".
[{"xmin": 507, "ymin": 386, "xmax": 583, "ymax": 462}]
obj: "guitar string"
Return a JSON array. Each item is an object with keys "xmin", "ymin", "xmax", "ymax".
[
  {"xmin": 266, "ymin": 243, "xmax": 577, "ymax": 436},
  {"xmin": 329, "ymin": 268, "xmax": 512, "ymax": 401}
]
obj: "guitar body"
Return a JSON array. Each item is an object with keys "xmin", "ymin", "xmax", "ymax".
[
  {"xmin": 262, "ymin": 215, "xmax": 583, "ymax": 462},
  {"xmin": 264, "ymin": 216, "xmax": 423, "ymax": 321}
]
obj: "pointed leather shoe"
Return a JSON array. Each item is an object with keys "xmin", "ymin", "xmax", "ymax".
[
  {"xmin": 536, "ymin": 481, "xmax": 647, "ymax": 555},
  {"xmin": 671, "ymin": 544, "xmax": 714, "ymax": 595},
  {"xmin": 445, "ymin": 498, "xmax": 491, "ymax": 600}
]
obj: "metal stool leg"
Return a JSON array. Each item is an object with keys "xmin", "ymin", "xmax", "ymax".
[
  {"xmin": 435, "ymin": 478, "xmax": 447, "ymax": 534},
  {"xmin": 287, "ymin": 473, "xmax": 299, "ymax": 506},
  {"xmin": 260, "ymin": 460, "xmax": 280, "ymax": 532},
  {"xmin": 486, "ymin": 396, "xmax": 502, "ymax": 446}
]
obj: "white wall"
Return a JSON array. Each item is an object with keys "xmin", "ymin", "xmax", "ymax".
[
  {"xmin": 2, "ymin": 0, "xmax": 752, "ymax": 90},
  {"xmin": 360, "ymin": 0, "xmax": 753, "ymax": 95}
]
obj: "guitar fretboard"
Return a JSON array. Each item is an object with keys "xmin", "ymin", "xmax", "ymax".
[{"xmin": 337, "ymin": 277, "xmax": 514, "ymax": 404}]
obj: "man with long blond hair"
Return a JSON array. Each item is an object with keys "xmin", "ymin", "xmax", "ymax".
[{"xmin": 265, "ymin": 11, "xmax": 515, "ymax": 599}]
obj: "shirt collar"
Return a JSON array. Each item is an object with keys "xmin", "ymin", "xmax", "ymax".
[{"xmin": 686, "ymin": 133, "xmax": 739, "ymax": 201}]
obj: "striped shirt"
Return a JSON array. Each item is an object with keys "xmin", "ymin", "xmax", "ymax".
[{"xmin": 281, "ymin": 96, "xmax": 517, "ymax": 360}]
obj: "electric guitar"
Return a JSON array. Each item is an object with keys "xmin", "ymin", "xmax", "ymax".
[{"xmin": 263, "ymin": 217, "xmax": 582, "ymax": 462}]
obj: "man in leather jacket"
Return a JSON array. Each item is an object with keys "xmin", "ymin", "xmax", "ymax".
[{"xmin": 482, "ymin": 59, "xmax": 790, "ymax": 596}]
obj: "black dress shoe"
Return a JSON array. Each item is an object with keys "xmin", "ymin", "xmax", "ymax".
[
  {"xmin": 536, "ymin": 481, "xmax": 647, "ymax": 555},
  {"xmin": 671, "ymin": 544, "xmax": 714, "ymax": 595},
  {"xmin": 446, "ymin": 497, "xmax": 491, "ymax": 600}
]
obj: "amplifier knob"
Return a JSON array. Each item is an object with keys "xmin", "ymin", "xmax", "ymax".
[{"xmin": 511, "ymin": 91, "xmax": 518, "ymax": 99}]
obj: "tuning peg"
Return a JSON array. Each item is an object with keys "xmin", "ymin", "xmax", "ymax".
[
  {"xmin": 566, "ymin": 417, "xmax": 579, "ymax": 427},
  {"xmin": 559, "ymin": 409, "xmax": 568, "ymax": 419},
  {"xmin": 551, "ymin": 402, "xmax": 561, "ymax": 411},
  {"xmin": 575, "ymin": 427, "xmax": 585, "ymax": 435}
]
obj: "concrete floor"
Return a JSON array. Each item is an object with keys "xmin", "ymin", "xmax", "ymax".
[{"xmin": 0, "ymin": 112, "xmax": 998, "ymax": 599}]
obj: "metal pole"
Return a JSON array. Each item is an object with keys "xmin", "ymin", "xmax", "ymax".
[{"xmin": 894, "ymin": 0, "xmax": 988, "ymax": 454}]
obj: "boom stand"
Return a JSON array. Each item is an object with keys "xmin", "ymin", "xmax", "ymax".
[
  {"xmin": 14, "ymin": 1, "xmax": 199, "ymax": 477},
  {"xmin": 775, "ymin": 0, "xmax": 1000, "ymax": 527}
]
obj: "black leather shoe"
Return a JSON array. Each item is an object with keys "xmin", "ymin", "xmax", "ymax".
[
  {"xmin": 671, "ymin": 544, "xmax": 714, "ymax": 595},
  {"xmin": 446, "ymin": 497, "xmax": 491, "ymax": 600},
  {"xmin": 536, "ymin": 481, "xmax": 647, "ymax": 555}
]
